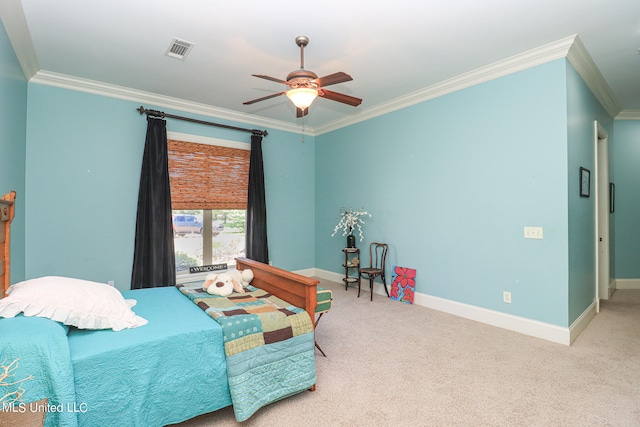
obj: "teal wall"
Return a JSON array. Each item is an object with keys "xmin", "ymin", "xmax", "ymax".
[
  {"xmin": 316, "ymin": 60, "xmax": 571, "ymax": 327},
  {"xmin": 24, "ymin": 85, "xmax": 316, "ymax": 291},
  {"xmin": 565, "ymin": 62, "xmax": 613, "ymax": 323},
  {"xmin": 0, "ymin": 20, "xmax": 27, "ymax": 282},
  {"xmin": 612, "ymin": 120, "xmax": 640, "ymax": 278},
  {"xmin": 4, "ymin": 9, "xmax": 628, "ymax": 329}
]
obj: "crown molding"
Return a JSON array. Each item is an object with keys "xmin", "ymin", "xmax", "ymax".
[
  {"xmin": 0, "ymin": 0, "xmax": 39, "ymax": 79},
  {"xmin": 316, "ymin": 35, "xmax": 578, "ymax": 135},
  {"xmin": 566, "ymin": 35, "xmax": 621, "ymax": 118},
  {"xmin": 29, "ymin": 70, "xmax": 308, "ymax": 136},
  {"xmin": 25, "ymin": 35, "xmax": 582, "ymax": 139},
  {"xmin": 1, "ymin": 0, "xmax": 311, "ymax": 138},
  {"xmin": 615, "ymin": 110, "xmax": 640, "ymax": 120},
  {"xmin": 10, "ymin": 19, "xmax": 628, "ymax": 135}
]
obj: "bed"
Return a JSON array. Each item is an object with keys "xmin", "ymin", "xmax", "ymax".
[{"xmin": 0, "ymin": 192, "xmax": 320, "ymax": 426}]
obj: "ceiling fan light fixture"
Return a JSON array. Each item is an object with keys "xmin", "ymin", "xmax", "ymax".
[
  {"xmin": 244, "ymin": 36, "xmax": 361, "ymax": 116},
  {"xmin": 286, "ymin": 87, "xmax": 318, "ymax": 110}
]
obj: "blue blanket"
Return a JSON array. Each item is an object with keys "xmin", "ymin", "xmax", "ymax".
[
  {"xmin": 177, "ymin": 283, "xmax": 317, "ymax": 421},
  {"xmin": 68, "ymin": 287, "xmax": 232, "ymax": 426},
  {"xmin": 0, "ymin": 315, "xmax": 78, "ymax": 427},
  {"xmin": 1, "ymin": 287, "xmax": 232, "ymax": 427}
]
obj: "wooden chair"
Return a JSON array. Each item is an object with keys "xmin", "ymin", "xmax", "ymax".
[{"xmin": 358, "ymin": 242, "xmax": 389, "ymax": 301}]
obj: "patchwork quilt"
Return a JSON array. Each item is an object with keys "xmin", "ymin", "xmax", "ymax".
[{"xmin": 176, "ymin": 283, "xmax": 316, "ymax": 421}]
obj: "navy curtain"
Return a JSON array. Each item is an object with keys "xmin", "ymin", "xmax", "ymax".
[
  {"xmin": 245, "ymin": 134, "xmax": 269, "ymax": 263},
  {"xmin": 131, "ymin": 117, "xmax": 176, "ymax": 289}
]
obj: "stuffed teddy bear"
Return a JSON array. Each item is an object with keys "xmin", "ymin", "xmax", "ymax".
[{"xmin": 202, "ymin": 269, "xmax": 253, "ymax": 297}]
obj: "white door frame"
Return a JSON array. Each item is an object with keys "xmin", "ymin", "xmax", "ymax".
[{"xmin": 594, "ymin": 120, "xmax": 610, "ymax": 313}]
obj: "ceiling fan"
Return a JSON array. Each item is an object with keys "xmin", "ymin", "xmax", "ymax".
[{"xmin": 243, "ymin": 36, "xmax": 362, "ymax": 117}]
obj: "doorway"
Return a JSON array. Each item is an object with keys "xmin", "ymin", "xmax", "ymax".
[{"xmin": 594, "ymin": 120, "xmax": 610, "ymax": 313}]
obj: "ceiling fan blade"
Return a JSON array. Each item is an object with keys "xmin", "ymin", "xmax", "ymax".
[
  {"xmin": 243, "ymin": 92, "xmax": 286, "ymax": 105},
  {"xmin": 252, "ymin": 74, "xmax": 288, "ymax": 85},
  {"xmin": 318, "ymin": 89, "xmax": 362, "ymax": 107},
  {"xmin": 296, "ymin": 107, "xmax": 309, "ymax": 118},
  {"xmin": 314, "ymin": 72, "xmax": 353, "ymax": 88}
]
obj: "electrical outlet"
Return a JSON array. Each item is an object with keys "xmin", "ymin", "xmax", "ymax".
[
  {"xmin": 524, "ymin": 226, "xmax": 543, "ymax": 239},
  {"xmin": 503, "ymin": 291, "xmax": 512, "ymax": 304},
  {"xmin": 107, "ymin": 280, "xmax": 115, "ymax": 287}
]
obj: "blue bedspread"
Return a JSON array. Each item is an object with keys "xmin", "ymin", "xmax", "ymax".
[
  {"xmin": 0, "ymin": 315, "xmax": 78, "ymax": 427},
  {"xmin": 68, "ymin": 287, "xmax": 231, "ymax": 426},
  {"xmin": 1, "ymin": 287, "xmax": 232, "ymax": 427},
  {"xmin": 1, "ymin": 284, "xmax": 313, "ymax": 425}
]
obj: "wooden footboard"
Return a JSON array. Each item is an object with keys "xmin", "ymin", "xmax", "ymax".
[{"xmin": 236, "ymin": 257, "xmax": 319, "ymax": 321}]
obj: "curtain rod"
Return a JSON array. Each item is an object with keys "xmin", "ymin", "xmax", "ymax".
[{"xmin": 137, "ymin": 106, "xmax": 268, "ymax": 137}]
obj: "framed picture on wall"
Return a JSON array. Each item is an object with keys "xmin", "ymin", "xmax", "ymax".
[
  {"xmin": 580, "ymin": 167, "xmax": 590, "ymax": 198},
  {"xmin": 610, "ymin": 182, "xmax": 615, "ymax": 213}
]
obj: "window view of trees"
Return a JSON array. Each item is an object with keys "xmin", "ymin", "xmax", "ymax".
[{"xmin": 173, "ymin": 209, "xmax": 246, "ymax": 273}]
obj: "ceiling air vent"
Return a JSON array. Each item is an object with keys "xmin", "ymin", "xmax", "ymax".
[{"xmin": 165, "ymin": 38, "xmax": 194, "ymax": 61}]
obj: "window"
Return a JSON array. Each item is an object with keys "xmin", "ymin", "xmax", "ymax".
[{"xmin": 167, "ymin": 135, "xmax": 250, "ymax": 274}]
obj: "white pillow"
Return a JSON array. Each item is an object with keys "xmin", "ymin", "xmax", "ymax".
[{"xmin": 0, "ymin": 276, "xmax": 148, "ymax": 331}]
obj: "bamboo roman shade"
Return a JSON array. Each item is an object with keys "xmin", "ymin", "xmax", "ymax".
[{"xmin": 168, "ymin": 140, "xmax": 250, "ymax": 210}]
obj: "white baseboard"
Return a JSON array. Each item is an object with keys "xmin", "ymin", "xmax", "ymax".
[
  {"xmin": 302, "ymin": 268, "xmax": 390, "ymax": 295},
  {"xmin": 292, "ymin": 268, "xmax": 318, "ymax": 278},
  {"xmin": 609, "ymin": 279, "xmax": 617, "ymax": 299},
  {"xmin": 304, "ymin": 268, "xmax": 601, "ymax": 346},
  {"xmin": 569, "ymin": 300, "xmax": 596, "ymax": 344},
  {"xmin": 415, "ymin": 292, "xmax": 572, "ymax": 345},
  {"xmin": 306, "ymin": 268, "xmax": 341, "ymax": 282},
  {"xmin": 614, "ymin": 278, "xmax": 640, "ymax": 290}
]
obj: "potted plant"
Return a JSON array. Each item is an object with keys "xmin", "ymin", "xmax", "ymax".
[{"xmin": 331, "ymin": 207, "xmax": 372, "ymax": 248}]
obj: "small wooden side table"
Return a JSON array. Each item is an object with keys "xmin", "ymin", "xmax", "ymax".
[{"xmin": 342, "ymin": 248, "xmax": 360, "ymax": 290}]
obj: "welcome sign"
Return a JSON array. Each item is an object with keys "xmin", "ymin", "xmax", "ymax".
[{"xmin": 189, "ymin": 263, "xmax": 227, "ymax": 273}]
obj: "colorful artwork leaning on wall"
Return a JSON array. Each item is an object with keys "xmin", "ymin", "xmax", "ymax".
[{"xmin": 390, "ymin": 266, "xmax": 416, "ymax": 304}]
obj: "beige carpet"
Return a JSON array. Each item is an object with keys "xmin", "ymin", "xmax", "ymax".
[{"xmin": 173, "ymin": 279, "xmax": 640, "ymax": 426}]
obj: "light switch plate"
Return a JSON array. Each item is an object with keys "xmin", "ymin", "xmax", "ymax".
[{"xmin": 524, "ymin": 226, "xmax": 543, "ymax": 239}]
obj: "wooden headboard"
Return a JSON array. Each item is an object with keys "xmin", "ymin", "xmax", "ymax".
[
  {"xmin": 236, "ymin": 257, "xmax": 319, "ymax": 320},
  {"xmin": 1, "ymin": 191, "xmax": 16, "ymax": 297}
]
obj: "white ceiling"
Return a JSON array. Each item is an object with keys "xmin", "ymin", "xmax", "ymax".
[{"xmin": 2, "ymin": 0, "xmax": 640, "ymax": 133}]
